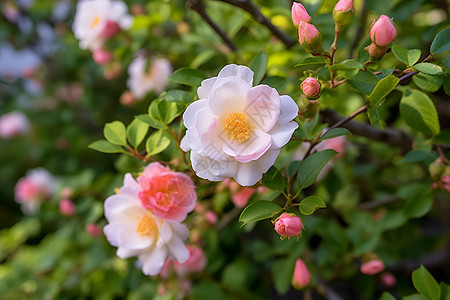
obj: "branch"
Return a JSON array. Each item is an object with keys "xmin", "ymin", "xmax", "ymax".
[
  {"xmin": 187, "ymin": 0, "xmax": 237, "ymax": 52},
  {"xmin": 214, "ymin": 0, "xmax": 297, "ymax": 48}
]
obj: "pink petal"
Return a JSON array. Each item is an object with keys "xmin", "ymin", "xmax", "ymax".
[
  {"xmin": 222, "ymin": 129, "xmax": 272, "ymax": 163},
  {"xmin": 245, "ymin": 85, "xmax": 281, "ymax": 132}
]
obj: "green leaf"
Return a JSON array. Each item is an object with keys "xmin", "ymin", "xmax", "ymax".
[
  {"xmin": 145, "ymin": 130, "xmax": 171, "ymax": 156},
  {"xmin": 414, "ymin": 63, "xmax": 444, "ymax": 75},
  {"xmin": 391, "ymin": 44, "xmax": 421, "ymax": 66},
  {"xmin": 413, "ymin": 73, "xmax": 444, "ymax": 92},
  {"xmin": 412, "ymin": 265, "xmax": 441, "ymax": 300},
  {"xmin": 296, "ymin": 149, "xmax": 337, "ymax": 190},
  {"xmin": 404, "ymin": 294, "xmax": 426, "ymax": 300},
  {"xmin": 400, "ymin": 88, "xmax": 440, "ymax": 136},
  {"xmin": 401, "ymin": 150, "xmax": 434, "ymax": 164},
  {"xmin": 440, "ymin": 282, "xmax": 450, "ymax": 300},
  {"xmin": 430, "ymin": 28, "xmax": 450, "ymax": 54},
  {"xmin": 399, "ymin": 183, "xmax": 433, "ymax": 219},
  {"xmin": 367, "ymin": 107, "xmax": 385, "ymax": 129},
  {"xmin": 299, "ymin": 195, "xmax": 326, "ymax": 215},
  {"xmin": 367, "ymin": 74, "xmax": 400, "ymax": 108},
  {"xmin": 250, "ymin": 51, "xmax": 268, "ymax": 85},
  {"xmin": 379, "ymin": 292, "xmax": 397, "ymax": 300},
  {"xmin": 347, "ymin": 71, "xmax": 379, "ymax": 95},
  {"xmin": 239, "ymin": 201, "xmax": 282, "ymax": 225},
  {"xmin": 104, "ymin": 121, "xmax": 127, "ymax": 146},
  {"xmin": 127, "ymin": 118, "xmax": 149, "ymax": 148},
  {"xmin": 88, "ymin": 140, "xmax": 124, "ymax": 153},
  {"xmin": 159, "ymin": 89, "xmax": 192, "ymax": 103},
  {"xmin": 262, "ymin": 166, "xmax": 286, "ymax": 191},
  {"xmin": 320, "ymin": 128, "xmax": 352, "ymax": 140},
  {"xmin": 168, "ymin": 67, "xmax": 205, "ymax": 87},
  {"xmin": 148, "ymin": 99, "xmax": 184, "ymax": 125},
  {"xmin": 294, "ymin": 56, "xmax": 327, "ymax": 68},
  {"xmin": 136, "ymin": 114, "xmax": 165, "ymax": 130},
  {"xmin": 330, "ymin": 59, "xmax": 363, "ymax": 70}
]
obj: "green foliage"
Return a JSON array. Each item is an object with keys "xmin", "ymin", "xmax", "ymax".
[
  {"xmin": 146, "ymin": 129, "xmax": 171, "ymax": 156},
  {"xmin": 412, "ymin": 266, "xmax": 441, "ymax": 300},
  {"xmin": 168, "ymin": 68, "xmax": 206, "ymax": 87},
  {"xmin": 367, "ymin": 74, "xmax": 400, "ymax": 108},
  {"xmin": 320, "ymin": 128, "xmax": 352, "ymax": 140},
  {"xmin": 249, "ymin": 51, "xmax": 268, "ymax": 85},
  {"xmin": 299, "ymin": 195, "xmax": 326, "ymax": 215},
  {"xmin": 430, "ymin": 28, "xmax": 450, "ymax": 54},
  {"xmin": 104, "ymin": 121, "xmax": 128, "ymax": 146},
  {"xmin": 391, "ymin": 44, "xmax": 421, "ymax": 66},
  {"xmin": 239, "ymin": 201, "xmax": 282, "ymax": 226},
  {"xmin": 261, "ymin": 166, "xmax": 286, "ymax": 191},
  {"xmin": 296, "ymin": 149, "xmax": 337, "ymax": 190}
]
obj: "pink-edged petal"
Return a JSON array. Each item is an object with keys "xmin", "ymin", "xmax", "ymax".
[
  {"xmin": 256, "ymin": 149, "xmax": 280, "ymax": 173},
  {"xmin": 190, "ymin": 151, "xmax": 237, "ymax": 181},
  {"xmin": 208, "ymin": 78, "xmax": 248, "ymax": 116},
  {"xmin": 117, "ymin": 247, "xmax": 142, "ymax": 259},
  {"xmin": 197, "ymin": 77, "xmax": 217, "ymax": 99},
  {"xmin": 223, "ymin": 129, "xmax": 272, "ymax": 163},
  {"xmin": 139, "ymin": 247, "xmax": 168, "ymax": 276},
  {"xmin": 218, "ymin": 64, "xmax": 254, "ymax": 86},
  {"xmin": 233, "ymin": 161, "xmax": 263, "ymax": 186},
  {"xmin": 168, "ymin": 236, "xmax": 190, "ymax": 263},
  {"xmin": 278, "ymin": 95, "xmax": 299, "ymax": 123},
  {"xmin": 183, "ymin": 99, "xmax": 209, "ymax": 128},
  {"xmin": 245, "ymin": 85, "xmax": 281, "ymax": 132},
  {"xmin": 269, "ymin": 121, "xmax": 299, "ymax": 149}
]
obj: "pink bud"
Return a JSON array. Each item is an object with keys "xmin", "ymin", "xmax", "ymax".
[
  {"xmin": 99, "ymin": 20, "xmax": 120, "ymax": 39},
  {"xmin": 298, "ymin": 22, "xmax": 324, "ymax": 55},
  {"xmin": 205, "ymin": 210, "xmax": 218, "ymax": 224},
  {"xmin": 232, "ymin": 187, "xmax": 255, "ymax": 208},
  {"xmin": 173, "ymin": 245, "xmax": 207, "ymax": 276},
  {"xmin": 380, "ymin": 272, "xmax": 397, "ymax": 288},
  {"xmin": 120, "ymin": 91, "xmax": 136, "ymax": 106},
  {"xmin": 370, "ymin": 15, "xmax": 397, "ymax": 47},
  {"xmin": 292, "ymin": 259, "xmax": 311, "ymax": 289},
  {"xmin": 291, "ymin": 3, "xmax": 311, "ymax": 25},
  {"xmin": 300, "ymin": 77, "xmax": 321, "ymax": 99},
  {"xmin": 60, "ymin": 187, "xmax": 73, "ymax": 199},
  {"xmin": 334, "ymin": 0, "xmax": 353, "ymax": 12},
  {"xmin": 360, "ymin": 259, "xmax": 384, "ymax": 275},
  {"xmin": 86, "ymin": 223, "xmax": 102, "ymax": 237},
  {"xmin": 274, "ymin": 213, "xmax": 303, "ymax": 237},
  {"xmin": 59, "ymin": 198, "xmax": 76, "ymax": 216},
  {"xmin": 93, "ymin": 49, "xmax": 112, "ymax": 65}
]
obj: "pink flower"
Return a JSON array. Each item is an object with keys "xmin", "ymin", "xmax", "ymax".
[
  {"xmin": 99, "ymin": 20, "xmax": 120, "ymax": 39},
  {"xmin": 274, "ymin": 213, "xmax": 303, "ymax": 237},
  {"xmin": 138, "ymin": 162, "xmax": 197, "ymax": 222},
  {"xmin": 300, "ymin": 77, "xmax": 321, "ymax": 99},
  {"xmin": 0, "ymin": 111, "xmax": 30, "ymax": 138},
  {"xmin": 60, "ymin": 198, "xmax": 76, "ymax": 216},
  {"xmin": 360, "ymin": 259, "xmax": 385, "ymax": 275},
  {"xmin": 86, "ymin": 223, "xmax": 102, "ymax": 237},
  {"xmin": 291, "ymin": 3, "xmax": 311, "ymax": 25},
  {"xmin": 232, "ymin": 187, "xmax": 255, "ymax": 208},
  {"xmin": 370, "ymin": 15, "xmax": 397, "ymax": 47},
  {"xmin": 320, "ymin": 135, "xmax": 346, "ymax": 158},
  {"xmin": 93, "ymin": 49, "xmax": 112, "ymax": 65},
  {"xmin": 334, "ymin": 0, "xmax": 353, "ymax": 12},
  {"xmin": 205, "ymin": 211, "xmax": 218, "ymax": 224},
  {"xmin": 292, "ymin": 259, "xmax": 311, "ymax": 289},
  {"xmin": 380, "ymin": 272, "xmax": 397, "ymax": 288},
  {"xmin": 173, "ymin": 245, "xmax": 207, "ymax": 276}
]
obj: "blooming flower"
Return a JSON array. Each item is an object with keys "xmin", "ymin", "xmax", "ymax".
[
  {"xmin": 0, "ymin": 111, "xmax": 30, "ymax": 138},
  {"xmin": 292, "ymin": 259, "xmax": 311, "ymax": 289},
  {"xmin": 127, "ymin": 55, "xmax": 172, "ymax": 99},
  {"xmin": 72, "ymin": 0, "xmax": 133, "ymax": 50},
  {"xmin": 15, "ymin": 168, "xmax": 58, "ymax": 214},
  {"xmin": 181, "ymin": 64, "xmax": 298, "ymax": 186},
  {"xmin": 360, "ymin": 259, "xmax": 385, "ymax": 275},
  {"xmin": 274, "ymin": 213, "xmax": 303, "ymax": 237},
  {"xmin": 103, "ymin": 163, "xmax": 197, "ymax": 276}
]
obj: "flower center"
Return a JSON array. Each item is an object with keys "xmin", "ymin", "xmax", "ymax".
[
  {"xmin": 91, "ymin": 16, "xmax": 101, "ymax": 28},
  {"xmin": 136, "ymin": 215, "xmax": 158, "ymax": 237},
  {"xmin": 155, "ymin": 192, "xmax": 172, "ymax": 210},
  {"xmin": 223, "ymin": 112, "xmax": 253, "ymax": 143}
]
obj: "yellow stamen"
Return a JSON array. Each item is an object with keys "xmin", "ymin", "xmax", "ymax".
[
  {"xmin": 223, "ymin": 112, "xmax": 253, "ymax": 143},
  {"xmin": 136, "ymin": 215, "xmax": 158, "ymax": 237},
  {"xmin": 91, "ymin": 16, "xmax": 101, "ymax": 28}
]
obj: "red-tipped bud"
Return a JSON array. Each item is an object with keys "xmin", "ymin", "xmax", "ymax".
[
  {"xmin": 333, "ymin": 0, "xmax": 354, "ymax": 31},
  {"xmin": 301, "ymin": 77, "xmax": 321, "ymax": 99},
  {"xmin": 298, "ymin": 22, "xmax": 324, "ymax": 55},
  {"xmin": 292, "ymin": 259, "xmax": 311, "ymax": 289},
  {"xmin": 59, "ymin": 198, "xmax": 76, "ymax": 216},
  {"xmin": 275, "ymin": 213, "xmax": 303, "ymax": 237},
  {"xmin": 291, "ymin": 3, "xmax": 311, "ymax": 25},
  {"xmin": 360, "ymin": 259, "xmax": 385, "ymax": 275},
  {"xmin": 370, "ymin": 15, "xmax": 397, "ymax": 47},
  {"xmin": 93, "ymin": 49, "xmax": 112, "ymax": 65}
]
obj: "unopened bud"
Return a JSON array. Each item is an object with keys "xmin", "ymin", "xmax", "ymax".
[
  {"xmin": 274, "ymin": 213, "xmax": 303, "ymax": 238},
  {"xmin": 360, "ymin": 259, "xmax": 384, "ymax": 275},
  {"xmin": 86, "ymin": 223, "xmax": 102, "ymax": 237},
  {"xmin": 292, "ymin": 259, "xmax": 311, "ymax": 290},
  {"xmin": 364, "ymin": 43, "xmax": 388, "ymax": 60},
  {"xmin": 120, "ymin": 91, "xmax": 136, "ymax": 106},
  {"xmin": 370, "ymin": 15, "xmax": 397, "ymax": 47},
  {"xmin": 100, "ymin": 20, "xmax": 120, "ymax": 39},
  {"xmin": 298, "ymin": 22, "xmax": 325, "ymax": 55},
  {"xmin": 291, "ymin": 2, "xmax": 311, "ymax": 25},
  {"xmin": 300, "ymin": 77, "xmax": 321, "ymax": 99},
  {"xmin": 59, "ymin": 198, "xmax": 76, "ymax": 216},
  {"xmin": 333, "ymin": 0, "xmax": 354, "ymax": 31},
  {"xmin": 205, "ymin": 210, "xmax": 218, "ymax": 224},
  {"xmin": 93, "ymin": 49, "xmax": 112, "ymax": 65},
  {"xmin": 380, "ymin": 272, "xmax": 397, "ymax": 288}
]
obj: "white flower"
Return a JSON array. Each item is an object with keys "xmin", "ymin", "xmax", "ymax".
[
  {"xmin": 127, "ymin": 55, "xmax": 172, "ymax": 99},
  {"xmin": 14, "ymin": 168, "xmax": 58, "ymax": 214},
  {"xmin": 103, "ymin": 174, "xmax": 190, "ymax": 276},
  {"xmin": 181, "ymin": 64, "xmax": 299, "ymax": 186},
  {"xmin": 72, "ymin": 0, "xmax": 133, "ymax": 50},
  {"xmin": 0, "ymin": 111, "xmax": 30, "ymax": 138}
]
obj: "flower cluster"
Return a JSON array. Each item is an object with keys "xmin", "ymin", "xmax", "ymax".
[
  {"xmin": 103, "ymin": 162, "xmax": 197, "ymax": 276},
  {"xmin": 291, "ymin": 3, "xmax": 324, "ymax": 55},
  {"xmin": 181, "ymin": 64, "xmax": 298, "ymax": 186}
]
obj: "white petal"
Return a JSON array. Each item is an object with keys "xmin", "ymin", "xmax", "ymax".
[
  {"xmin": 190, "ymin": 151, "xmax": 236, "ymax": 181},
  {"xmin": 197, "ymin": 77, "xmax": 217, "ymax": 99},
  {"xmin": 208, "ymin": 77, "xmax": 248, "ymax": 117},
  {"xmin": 256, "ymin": 149, "xmax": 280, "ymax": 173},
  {"xmin": 168, "ymin": 237, "xmax": 190, "ymax": 263},
  {"xmin": 278, "ymin": 95, "xmax": 299, "ymax": 124},
  {"xmin": 234, "ymin": 161, "xmax": 263, "ymax": 186},
  {"xmin": 117, "ymin": 247, "xmax": 142, "ymax": 259},
  {"xmin": 218, "ymin": 64, "xmax": 254, "ymax": 86},
  {"xmin": 180, "ymin": 136, "xmax": 191, "ymax": 151},
  {"xmin": 269, "ymin": 121, "xmax": 299, "ymax": 149},
  {"xmin": 104, "ymin": 194, "xmax": 139, "ymax": 223},
  {"xmin": 183, "ymin": 99, "xmax": 209, "ymax": 128},
  {"xmin": 139, "ymin": 247, "xmax": 168, "ymax": 276},
  {"xmin": 170, "ymin": 222, "xmax": 190, "ymax": 241},
  {"xmin": 245, "ymin": 85, "xmax": 280, "ymax": 132},
  {"xmin": 222, "ymin": 129, "xmax": 272, "ymax": 163}
]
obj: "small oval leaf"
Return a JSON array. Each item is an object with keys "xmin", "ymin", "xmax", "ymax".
[
  {"xmin": 299, "ymin": 195, "xmax": 326, "ymax": 215},
  {"xmin": 104, "ymin": 121, "xmax": 127, "ymax": 146},
  {"xmin": 239, "ymin": 201, "xmax": 282, "ymax": 226}
]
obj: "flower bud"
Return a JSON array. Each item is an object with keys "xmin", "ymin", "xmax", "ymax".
[
  {"xmin": 59, "ymin": 198, "xmax": 76, "ymax": 216},
  {"xmin": 370, "ymin": 15, "xmax": 397, "ymax": 47},
  {"xmin": 93, "ymin": 49, "xmax": 112, "ymax": 65},
  {"xmin": 120, "ymin": 91, "xmax": 136, "ymax": 106},
  {"xmin": 291, "ymin": 3, "xmax": 311, "ymax": 25},
  {"xmin": 292, "ymin": 259, "xmax": 311, "ymax": 290},
  {"xmin": 298, "ymin": 22, "xmax": 325, "ymax": 55},
  {"xmin": 274, "ymin": 213, "xmax": 303, "ymax": 237},
  {"xmin": 333, "ymin": 0, "xmax": 354, "ymax": 31},
  {"xmin": 86, "ymin": 223, "xmax": 102, "ymax": 237},
  {"xmin": 99, "ymin": 20, "xmax": 120, "ymax": 39},
  {"xmin": 300, "ymin": 77, "xmax": 321, "ymax": 99},
  {"xmin": 360, "ymin": 259, "xmax": 384, "ymax": 275},
  {"xmin": 205, "ymin": 210, "xmax": 218, "ymax": 224},
  {"xmin": 380, "ymin": 272, "xmax": 397, "ymax": 288},
  {"xmin": 364, "ymin": 43, "xmax": 388, "ymax": 60}
]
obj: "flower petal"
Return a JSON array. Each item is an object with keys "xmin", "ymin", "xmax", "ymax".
[
  {"xmin": 208, "ymin": 77, "xmax": 248, "ymax": 117},
  {"xmin": 168, "ymin": 236, "xmax": 190, "ymax": 263},
  {"xmin": 197, "ymin": 77, "xmax": 217, "ymax": 99},
  {"xmin": 233, "ymin": 161, "xmax": 264, "ymax": 186},
  {"xmin": 117, "ymin": 247, "xmax": 142, "ymax": 259},
  {"xmin": 183, "ymin": 99, "xmax": 209, "ymax": 128},
  {"xmin": 218, "ymin": 64, "xmax": 254, "ymax": 86},
  {"xmin": 222, "ymin": 129, "xmax": 272, "ymax": 163},
  {"xmin": 278, "ymin": 95, "xmax": 299, "ymax": 124},
  {"xmin": 245, "ymin": 85, "xmax": 281, "ymax": 132},
  {"xmin": 190, "ymin": 151, "xmax": 237, "ymax": 181},
  {"xmin": 139, "ymin": 247, "xmax": 168, "ymax": 276},
  {"xmin": 256, "ymin": 149, "xmax": 280, "ymax": 173},
  {"xmin": 269, "ymin": 121, "xmax": 299, "ymax": 149}
]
